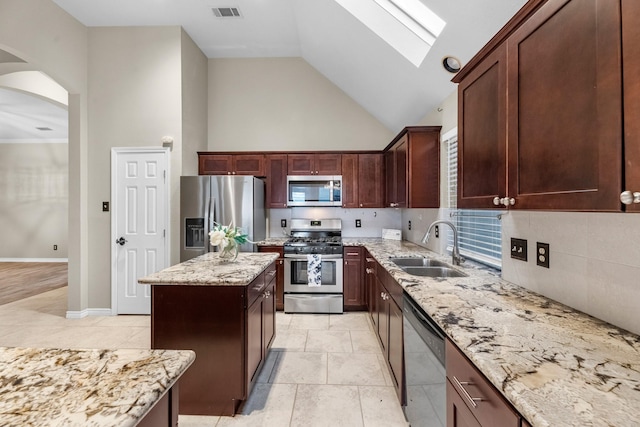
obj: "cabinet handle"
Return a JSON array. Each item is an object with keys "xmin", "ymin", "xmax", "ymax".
[
  {"xmin": 493, "ymin": 196, "xmax": 515, "ymax": 207},
  {"xmin": 279, "ymin": 259, "xmax": 283, "ymax": 265},
  {"xmin": 365, "ymin": 268, "xmax": 373, "ymax": 274},
  {"xmin": 621, "ymin": 191, "xmax": 640, "ymax": 205},
  {"xmin": 389, "ymin": 202, "xmax": 399, "ymax": 207},
  {"xmin": 452, "ymin": 376, "xmax": 484, "ymax": 408},
  {"xmin": 366, "ymin": 257, "xmax": 374, "ymax": 263},
  {"xmin": 346, "ymin": 252, "xmax": 359, "ymax": 257},
  {"xmin": 359, "ymin": 203, "xmax": 363, "ymax": 207}
]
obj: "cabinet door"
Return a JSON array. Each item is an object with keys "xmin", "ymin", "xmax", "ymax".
[
  {"xmin": 234, "ymin": 154, "xmax": 265, "ymax": 176},
  {"xmin": 395, "ymin": 137, "xmax": 408, "ymax": 208},
  {"xmin": 358, "ymin": 153, "xmax": 384, "ymax": 208},
  {"xmin": 408, "ymin": 130, "xmax": 440, "ymax": 208},
  {"xmin": 343, "ymin": 246, "xmax": 364, "ymax": 309},
  {"xmin": 384, "ymin": 150, "xmax": 396, "ymax": 207},
  {"xmin": 341, "ymin": 154, "xmax": 359, "ymax": 208},
  {"xmin": 377, "ymin": 280, "xmax": 389, "ymax": 355},
  {"xmin": 265, "ymin": 155, "xmax": 288, "ymax": 208},
  {"xmin": 622, "ymin": 0, "xmax": 640, "ymax": 213},
  {"xmin": 366, "ymin": 254, "xmax": 378, "ymax": 329},
  {"xmin": 288, "ymin": 154, "xmax": 315, "ymax": 175},
  {"xmin": 447, "ymin": 380, "xmax": 482, "ymax": 427},
  {"xmin": 388, "ymin": 299, "xmax": 404, "ymax": 403},
  {"xmin": 257, "ymin": 246, "xmax": 284, "ymax": 311},
  {"xmin": 507, "ymin": 0, "xmax": 622, "ymax": 210},
  {"xmin": 457, "ymin": 45, "xmax": 507, "ymax": 209},
  {"xmin": 316, "ymin": 154, "xmax": 342, "ymax": 175},
  {"xmin": 247, "ymin": 295, "xmax": 264, "ymax": 386},
  {"xmin": 199, "ymin": 154, "xmax": 233, "ymax": 175},
  {"xmin": 264, "ymin": 280, "xmax": 276, "ymax": 351}
]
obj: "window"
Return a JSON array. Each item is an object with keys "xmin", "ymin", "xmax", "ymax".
[
  {"xmin": 335, "ymin": 0, "xmax": 446, "ymax": 67},
  {"xmin": 445, "ymin": 130, "xmax": 502, "ymax": 269}
]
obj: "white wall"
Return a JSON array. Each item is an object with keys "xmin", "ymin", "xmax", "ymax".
[
  {"xmin": 208, "ymin": 58, "xmax": 394, "ymax": 151},
  {"xmin": 87, "ymin": 26, "xmax": 185, "ymax": 309},
  {"xmin": 0, "ymin": 142, "xmax": 68, "ymax": 259}
]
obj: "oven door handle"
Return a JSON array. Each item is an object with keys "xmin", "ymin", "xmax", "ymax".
[{"xmin": 284, "ymin": 254, "xmax": 343, "ymax": 260}]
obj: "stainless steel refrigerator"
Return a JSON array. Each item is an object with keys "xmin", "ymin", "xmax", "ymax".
[{"xmin": 180, "ymin": 176, "xmax": 266, "ymax": 262}]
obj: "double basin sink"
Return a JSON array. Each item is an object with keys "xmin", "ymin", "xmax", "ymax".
[{"xmin": 390, "ymin": 256, "xmax": 467, "ymax": 278}]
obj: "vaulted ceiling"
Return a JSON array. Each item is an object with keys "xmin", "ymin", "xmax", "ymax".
[{"xmin": 1, "ymin": 0, "xmax": 527, "ymax": 140}]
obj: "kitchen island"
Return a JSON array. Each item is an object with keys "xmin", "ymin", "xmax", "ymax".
[
  {"xmin": 0, "ymin": 346, "xmax": 194, "ymax": 426},
  {"xmin": 345, "ymin": 238, "xmax": 640, "ymax": 427},
  {"xmin": 138, "ymin": 252, "xmax": 279, "ymax": 416}
]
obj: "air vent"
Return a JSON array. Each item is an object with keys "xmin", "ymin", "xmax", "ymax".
[
  {"xmin": 212, "ymin": 7, "xmax": 242, "ymax": 18},
  {"xmin": 36, "ymin": 127, "xmax": 53, "ymax": 131}
]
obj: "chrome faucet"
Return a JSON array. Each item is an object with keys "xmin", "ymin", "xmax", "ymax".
[{"xmin": 421, "ymin": 220, "xmax": 464, "ymax": 266}]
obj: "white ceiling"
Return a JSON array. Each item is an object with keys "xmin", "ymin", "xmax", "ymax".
[{"xmin": 1, "ymin": 0, "xmax": 527, "ymax": 140}]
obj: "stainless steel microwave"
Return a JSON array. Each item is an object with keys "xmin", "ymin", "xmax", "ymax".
[{"xmin": 286, "ymin": 175, "xmax": 342, "ymax": 207}]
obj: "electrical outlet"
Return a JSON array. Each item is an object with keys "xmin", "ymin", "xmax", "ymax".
[
  {"xmin": 408, "ymin": 220, "xmax": 412, "ymax": 230},
  {"xmin": 536, "ymin": 242, "xmax": 550, "ymax": 268},
  {"xmin": 280, "ymin": 219, "xmax": 287, "ymax": 228},
  {"xmin": 355, "ymin": 219, "xmax": 362, "ymax": 228},
  {"xmin": 434, "ymin": 225, "xmax": 439, "ymax": 238},
  {"xmin": 102, "ymin": 201, "xmax": 109, "ymax": 212},
  {"xmin": 510, "ymin": 238, "xmax": 528, "ymax": 261},
  {"xmin": 53, "ymin": 245, "xmax": 57, "ymax": 251}
]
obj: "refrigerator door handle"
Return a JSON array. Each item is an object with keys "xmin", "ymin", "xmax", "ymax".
[{"xmin": 206, "ymin": 196, "xmax": 213, "ymax": 253}]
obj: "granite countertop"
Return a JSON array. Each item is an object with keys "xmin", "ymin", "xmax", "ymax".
[
  {"xmin": 256, "ymin": 237, "xmax": 289, "ymax": 246},
  {"xmin": 0, "ymin": 347, "xmax": 195, "ymax": 426},
  {"xmin": 138, "ymin": 252, "xmax": 279, "ymax": 286},
  {"xmin": 351, "ymin": 238, "xmax": 640, "ymax": 427}
]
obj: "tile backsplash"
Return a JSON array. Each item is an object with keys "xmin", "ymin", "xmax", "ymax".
[{"xmin": 403, "ymin": 209, "xmax": 640, "ymax": 336}]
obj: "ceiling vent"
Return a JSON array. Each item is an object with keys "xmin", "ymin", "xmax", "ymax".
[{"xmin": 212, "ymin": 7, "xmax": 242, "ymax": 18}]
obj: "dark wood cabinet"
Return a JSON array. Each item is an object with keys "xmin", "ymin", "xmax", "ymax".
[
  {"xmin": 374, "ymin": 263, "xmax": 405, "ymax": 404},
  {"xmin": 288, "ymin": 153, "xmax": 342, "ymax": 175},
  {"xmin": 385, "ymin": 126, "xmax": 440, "ymax": 208},
  {"xmin": 457, "ymin": 44, "xmax": 507, "ymax": 209},
  {"xmin": 199, "ymin": 153, "xmax": 265, "ymax": 176},
  {"xmin": 455, "ymin": 0, "xmax": 626, "ymax": 211},
  {"xmin": 446, "ymin": 339, "xmax": 519, "ymax": 427},
  {"xmin": 506, "ymin": 0, "xmax": 622, "ymax": 211},
  {"xmin": 343, "ymin": 246, "xmax": 366, "ymax": 310},
  {"xmin": 258, "ymin": 245, "xmax": 284, "ymax": 310},
  {"xmin": 265, "ymin": 154, "xmax": 288, "ymax": 208},
  {"xmin": 342, "ymin": 154, "xmax": 384, "ymax": 209},
  {"xmin": 150, "ymin": 262, "xmax": 276, "ymax": 416},
  {"xmin": 365, "ymin": 251, "xmax": 378, "ymax": 330},
  {"xmin": 622, "ymin": 0, "xmax": 640, "ymax": 213}
]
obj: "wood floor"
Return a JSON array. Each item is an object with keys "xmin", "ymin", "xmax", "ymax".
[{"xmin": 0, "ymin": 262, "xmax": 68, "ymax": 306}]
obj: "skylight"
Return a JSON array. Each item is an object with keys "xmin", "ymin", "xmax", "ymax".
[{"xmin": 335, "ymin": 0, "xmax": 446, "ymax": 67}]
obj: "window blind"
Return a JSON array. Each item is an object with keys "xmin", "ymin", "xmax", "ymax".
[{"xmin": 445, "ymin": 133, "xmax": 502, "ymax": 270}]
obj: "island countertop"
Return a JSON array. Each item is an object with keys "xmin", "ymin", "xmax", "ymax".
[
  {"xmin": 346, "ymin": 238, "xmax": 640, "ymax": 427},
  {"xmin": 0, "ymin": 347, "xmax": 195, "ymax": 426},
  {"xmin": 138, "ymin": 252, "xmax": 278, "ymax": 286}
]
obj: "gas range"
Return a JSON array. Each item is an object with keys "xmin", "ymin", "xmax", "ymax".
[{"xmin": 283, "ymin": 219, "xmax": 343, "ymax": 256}]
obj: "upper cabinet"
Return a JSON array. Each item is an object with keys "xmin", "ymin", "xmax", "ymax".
[
  {"xmin": 622, "ymin": 0, "xmax": 640, "ymax": 213},
  {"xmin": 342, "ymin": 153, "xmax": 385, "ymax": 209},
  {"xmin": 265, "ymin": 154, "xmax": 288, "ymax": 209},
  {"xmin": 287, "ymin": 153, "xmax": 342, "ymax": 175},
  {"xmin": 455, "ymin": 0, "xmax": 627, "ymax": 211},
  {"xmin": 385, "ymin": 127, "xmax": 440, "ymax": 209},
  {"xmin": 199, "ymin": 153, "xmax": 265, "ymax": 176}
]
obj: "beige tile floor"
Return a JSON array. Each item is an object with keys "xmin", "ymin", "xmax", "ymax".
[{"xmin": 0, "ymin": 287, "xmax": 409, "ymax": 427}]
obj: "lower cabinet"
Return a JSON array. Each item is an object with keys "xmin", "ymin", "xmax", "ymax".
[
  {"xmin": 344, "ymin": 246, "xmax": 366, "ymax": 310},
  {"xmin": 137, "ymin": 382, "xmax": 180, "ymax": 427},
  {"xmin": 374, "ymin": 261, "xmax": 405, "ymax": 404},
  {"xmin": 151, "ymin": 261, "xmax": 276, "ymax": 416},
  {"xmin": 257, "ymin": 245, "xmax": 284, "ymax": 310},
  {"xmin": 446, "ymin": 339, "xmax": 523, "ymax": 427}
]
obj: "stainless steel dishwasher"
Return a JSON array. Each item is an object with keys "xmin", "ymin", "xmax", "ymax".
[{"xmin": 403, "ymin": 292, "xmax": 447, "ymax": 427}]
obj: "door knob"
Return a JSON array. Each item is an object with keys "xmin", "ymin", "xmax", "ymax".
[
  {"xmin": 115, "ymin": 237, "xmax": 128, "ymax": 246},
  {"xmin": 620, "ymin": 191, "xmax": 640, "ymax": 205}
]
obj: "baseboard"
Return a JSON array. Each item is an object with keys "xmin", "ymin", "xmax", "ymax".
[
  {"xmin": 65, "ymin": 308, "xmax": 113, "ymax": 319},
  {"xmin": 0, "ymin": 258, "xmax": 69, "ymax": 263}
]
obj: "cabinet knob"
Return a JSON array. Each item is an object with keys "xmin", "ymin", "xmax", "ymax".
[
  {"xmin": 359, "ymin": 203, "xmax": 363, "ymax": 207},
  {"xmin": 493, "ymin": 197, "xmax": 501, "ymax": 206},
  {"xmin": 620, "ymin": 191, "xmax": 640, "ymax": 205},
  {"xmin": 493, "ymin": 196, "xmax": 515, "ymax": 207}
]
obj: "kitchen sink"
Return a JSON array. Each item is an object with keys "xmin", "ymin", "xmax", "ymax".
[
  {"xmin": 400, "ymin": 266, "xmax": 468, "ymax": 278},
  {"xmin": 389, "ymin": 257, "xmax": 447, "ymax": 267}
]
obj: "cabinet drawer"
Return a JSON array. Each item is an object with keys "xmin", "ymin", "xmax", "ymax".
[
  {"xmin": 247, "ymin": 263, "xmax": 275, "ymax": 307},
  {"xmin": 446, "ymin": 340, "xmax": 519, "ymax": 427}
]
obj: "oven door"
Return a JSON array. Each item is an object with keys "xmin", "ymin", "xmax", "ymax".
[{"xmin": 284, "ymin": 254, "xmax": 344, "ymax": 294}]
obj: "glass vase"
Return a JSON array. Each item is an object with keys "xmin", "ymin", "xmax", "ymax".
[{"xmin": 218, "ymin": 240, "xmax": 239, "ymax": 262}]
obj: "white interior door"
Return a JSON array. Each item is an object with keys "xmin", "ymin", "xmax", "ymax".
[{"xmin": 111, "ymin": 148, "xmax": 169, "ymax": 314}]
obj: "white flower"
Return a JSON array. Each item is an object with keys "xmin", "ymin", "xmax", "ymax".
[{"xmin": 209, "ymin": 229, "xmax": 227, "ymax": 246}]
